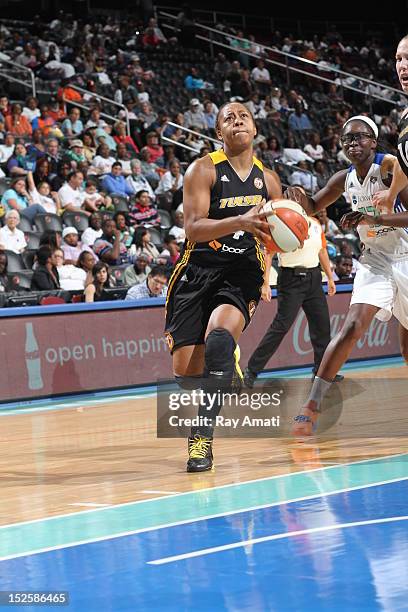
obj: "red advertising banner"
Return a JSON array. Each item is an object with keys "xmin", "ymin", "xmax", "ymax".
[{"xmin": 0, "ymin": 293, "xmax": 400, "ymax": 403}]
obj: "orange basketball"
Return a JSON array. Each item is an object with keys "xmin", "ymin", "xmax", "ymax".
[{"xmin": 261, "ymin": 200, "xmax": 309, "ymax": 252}]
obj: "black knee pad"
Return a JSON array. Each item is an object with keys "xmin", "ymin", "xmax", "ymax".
[
  {"xmin": 205, "ymin": 328, "xmax": 236, "ymax": 377},
  {"xmin": 175, "ymin": 374, "xmax": 203, "ymax": 390}
]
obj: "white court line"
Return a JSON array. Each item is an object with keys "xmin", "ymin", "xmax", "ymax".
[
  {"xmin": 0, "ymin": 451, "xmax": 406, "ymax": 531},
  {"xmin": 147, "ymin": 516, "xmax": 408, "ymax": 565},
  {"xmin": 0, "ymin": 476, "xmax": 406, "ymax": 563},
  {"xmin": 141, "ymin": 490, "xmax": 181, "ymax": 495},
  {"xmin": 69, "ymin": 503, "xmax": 112, "ymax": 508}
]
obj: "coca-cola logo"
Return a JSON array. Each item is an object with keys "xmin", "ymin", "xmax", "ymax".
[{"xmin": 292, "ymin": 310, "xmax": 390, "ymax": 356}]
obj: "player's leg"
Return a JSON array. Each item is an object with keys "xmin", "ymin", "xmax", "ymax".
[
  {"xmin": 399, "ymin": 324, "xmax": 408, "ymax": 364},
  {"xmin": 293, "ymin": 302, "xmax": 379, "ymax": 436},
  {"xmin": 187, "ymin": 303, "xmax": 245, "ymax": 473},
  {"xmin": 172, "ymin": 344, "xmax": 205, "ymax": 388},
  {"xmin": 244, "ymin": 270, "xmax": 305, "ymax": 387}
]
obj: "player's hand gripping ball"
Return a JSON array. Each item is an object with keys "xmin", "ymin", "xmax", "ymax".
[{"xmin": 261, "ymin": 199, "xmax": 309, "ymax": 252}]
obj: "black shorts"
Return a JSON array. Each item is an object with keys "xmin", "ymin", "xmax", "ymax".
[{"xmin": 165, "ymin": 257, "xmax": 264, "ymax": 354}]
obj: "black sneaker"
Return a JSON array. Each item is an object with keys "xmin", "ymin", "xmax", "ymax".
[
  {"xmin": 187, "ymin": 435, "xmax": 214, "ymax": 472},
  {"xmin": 243, "ymin": 367, "xmax": 257, "ymax": 389}
]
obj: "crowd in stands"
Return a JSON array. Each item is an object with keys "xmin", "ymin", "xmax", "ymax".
[{"xmin": 0, "ymin": 12, "xmax": 405, "ymax": 306}]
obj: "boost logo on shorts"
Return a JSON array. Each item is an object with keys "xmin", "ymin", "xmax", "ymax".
[
  {"xmin": 165, "ymin": 332, "xmax": 174, "ymax": 351},
  {"xmin": 248, "ymin": 300, "xmax": 257, "ymax": 318}
]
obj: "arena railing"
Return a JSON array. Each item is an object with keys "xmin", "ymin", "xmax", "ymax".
[
  {"xmin": 63, "ymin": 84, "xmax": 131, "ymax": 137},
  {"xmin": 159, "ymin": 12, "xmax": 407, "ymax": 112},
  {"xmin": 161, "ymin": 121, "xmax": 220, "ymax": 155},
  {"xmin": 0, "ymin": 57, "xmax": 36, "ymax": 97}
]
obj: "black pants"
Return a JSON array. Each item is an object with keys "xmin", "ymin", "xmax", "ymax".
[{"xmin": 248, "ymin": 266, "xmax": 331, "ymax": 375}]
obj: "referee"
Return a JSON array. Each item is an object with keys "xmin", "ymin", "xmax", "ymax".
[{"xmin": 244, "ymin": 215, "xmax": 343, "ymax": 387}]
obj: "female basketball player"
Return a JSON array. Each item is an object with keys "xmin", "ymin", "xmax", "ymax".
[
  {"xmin": 372, "ymin": 35, "xmax": 408, "ymax": 209},
  {"xmin": 286, "ymin": 115, "xmax": 408, "ymax": 435},
  {"xmin": 165, "ymin": 102, "xmax": 281, "ymax": 471}
]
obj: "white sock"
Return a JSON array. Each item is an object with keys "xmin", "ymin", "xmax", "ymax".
[{"xmin": 307, "ymin": 376, "xmax": 332, "ymax": 410}]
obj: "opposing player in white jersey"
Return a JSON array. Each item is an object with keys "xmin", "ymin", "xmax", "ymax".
[{"xmin": 286, "ymin": 115, "xmax": 408, "ymax": 435}]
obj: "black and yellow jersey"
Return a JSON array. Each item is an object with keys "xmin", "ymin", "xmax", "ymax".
[
  {"xmin": 397, "ymin": 109, "xmax": 408, "ymax": 179},
  {"xmin": 186, "ymin": 149, "xmax": 269, "ymax": 268}
]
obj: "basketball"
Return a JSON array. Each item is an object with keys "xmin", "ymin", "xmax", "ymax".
[{"xmin": 261, "ymin": 199, "xmax": 310, "ymax": 252}]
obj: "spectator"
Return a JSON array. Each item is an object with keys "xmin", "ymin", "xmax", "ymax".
[
  {"xmin": 314, "ymin": 159, "xmax": 331, "ymax": 190},
  {"xmin": 125, "ymin": 265, "xmax": 168, "ymax": 300},
  {"xmin": 139, "ymin": 147, "xmax": 161, "ymax": 185},
  {"xmin": 126, "ymin": 159, "xmax": 156, "ymax": 200},
  {"xmin": 84, "ymin": 261, "xmax": 113, "ymax": 302},
  {"xmin": 33, "ymin": 157, "xmax": 51, "ymax": 186},
  {"xmin": 138, "ymin": 101, "xmax": 158, "ymax": 130},
  {"xmin": 129, "ymin": 190, "xmax": 160, "ymax": 227},
  {"xmin": 114, "ymin": 211, "xmax": 133, "ymax": 248},
  {"xmin": 183, "ymin": 99, "xmax": 206, "ymax": 130},
  {"xmin": 203, "ymin": 100, "xmax": 217, "ymax": 132},
  {"xmin": 93, "ymin": 218, "xmax": 129, "ymax": 265},
  {"xmin": 332, "ymin": 255, "xmax": 354, "ymax": 281},
  {"xmin": 262, "ymin": 136, "xmax": 282, "ymax": 165},
  {"xmin": 251, "ymin": 59, "xmax": 271, "ymax": 96},
  {"xmin": 50, "ymin": 161, "xmax": 71, "ymax": 192},
  {"xmin": 27, "ymin": 129, "xmax": 47, "ymax": 160},
  {"xmin": 27, "ymin": 171, "xmax": 61, "ymax": 214},
  {"xmin": 184, "ymin": 67, "xmax": 205, "ymax": 91},
  {"xmin": 169, "ymin": 206, "xmax": 185, "ymax": 244},
  {"xmin": 113, "ymin": 122, "xmax": 139, "ymax": 155},
  {"xmin": 61, "ymin": 227, "xmax": 85, "ymax": 265},
  {"xmin": 101, "ymin": 161, "xmax": 134, "ymax": 197},
  {"xmin": 82, "ymin": 131, "xmax": 97, "ymax": 163},
  {"xmin": 143, "ymin": 18, "xmax": 167, "ymax": 47},
  {"xmin": 289, "ymin": 162, "xmax": 318, "ymax": 193},
  {"xmin": 58, "ymin": 171, "xmax": 87, "ymax": 214},
  {"xmin": 129, "ymin": 227, "xmax": 166, "ymax": 264},
  {"xmin": 0, "ymin": 133, "xmax": 15, "ymax": 163},
  {"xmin": 45, "ymin": 138, "xmax": 61, "ymax": 175},
  {"xmin": 77, "ymin": 250, "xmax": 96, "ymax": 280},
  {"xmin": 144, "ymin": 132, "xmax": 164, "ymax": 165},
  {"xmin": 39, "ymin": 230, "xmax": 62, "ymax": 251},
  {"xmin": 64, "ymin": 139, "xmax": 86, "ymax": 166},
  {"xmin": 1, "ymin": 176, "xmax": 46, "ymax": 223},
  {"xmin": 85, "ymin": 108, "xmax": 105, "ymax": 130},
  {"xmin": 304, "ymin": 132, "xmax": 325, "ymax": 161},
  {"xmin": 89, "ymin": 143, "xmax": 116, "ymax": 176},
  {"xmin": 52, "ymin": 248, "xmax": 87, "ymax": 290},
  {"xmin": 288, "ymin": 102, "xmax": 313, "ymax": 132},
  {"xmin": 124, "ymin": 254, "xmax": 151, "ymax": 287},
  {"xmin": 0, "ymin": 251, "xmax": 11, "ymax": 293},
  {"xmin": 5, "ymin": 103, "xmax": 32, "ymax": 137},
  {"xmin": 160, "ymin": 233, "xmax": 180, "ymax": 266},
  {"xmin": 0, "ymin": 210, "xmax": 27, "ymax": 253},
  {"xmin": 7, "ymin": 143, "xmax": 36, "ymax": 177},
  {"xmin": 316, "ymin": 209, "xmax": 342, "ymax": 240},
  {"xmin": 214, "ymin": 53, "xmax": 231, "ymax": 78},
  {"xmin": 155, "ymin": 160, "xmax": 183, "ymax": 204},
  {"xmin": 83, "ymin": 179, "xmax": 110, "ymax": 213},
  {"xmin": 61, "ymin": 107, "xmax": 83, "ymax": 138},
  {"xmin": 81, "ymin": 212, "xmax": 103, "ymax": 247},
  {"xmin": 31, "ymin": 105, "xmax": 56, "ymax": 138},
  {"xmin": 31, "ymin": 245, "xmax": 60, "ymax": 291},
  {"xmin": 95, "ymin": 121, "xmax": 117, "ymax": 152}
]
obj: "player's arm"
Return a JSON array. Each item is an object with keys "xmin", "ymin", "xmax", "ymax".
[
  {"xmin": 183, "ymin": 156, "xmax": 270, "ymax": 244},
  {"xmin": 284, "ymin": 170, "xmax": 347, "ymax": 215},
  {"xmin": 342, "ymin": 180, "xmax": 408, "ymax": 229},
  {"xmin": 262, "ymin": 249, "xmax": 274, "ymax": 302},
  {"xmin": 264, "ymin": 167, "xmax": 282, "ymax": 200},
  {"xmin": 373, "ymin": 156, "xmax": 408, "ymax": 211}
]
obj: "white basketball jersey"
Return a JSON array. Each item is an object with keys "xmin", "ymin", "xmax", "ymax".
[{"xmin": 345, "ymin": 153, "xmax": 408, "ymax": 258}]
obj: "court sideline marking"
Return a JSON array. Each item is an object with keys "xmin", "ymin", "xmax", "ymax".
[{"xmin": 148, "ymin": 515, "xmax": 408, "ymax": 565}]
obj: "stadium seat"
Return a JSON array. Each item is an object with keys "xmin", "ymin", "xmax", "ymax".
[
  {"xmin": 21, "ymin": 249, "xmax": 37, "ymax": 270},
  {"xmin": 8, "ymin": 270, "xmax": 34, "ymax": 291},
  {"xmin": 24, "ymin": 231, "xmax": 41, "ymax": 250},
  {"xmin": 148, "ymin": 227, "xmax": 164, "ymax": 247},
  {"xmin": 17, "ymin": 216, "xmax": 33, "ymax": 232},
  {"xmin": 4, "ymin": 250, "xmax": 26, "ymax": 272},
  {"xmin": 34, "ymin": 213, "xmax": 63, "ymax": 234},
  {"xmin": 39, "ymin": 295, "xmax": 66, "ymax": 305},
  {"xmin": 159, "ymin": 210, "xmax": 172, "ymax": 229},
  {"xmin": 111, "ymin": 194, "xmax": 130, "ymax": 213},
  {"xmin": 62, "ymin": 211, "xmax": 90, "ymax": 233}
]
